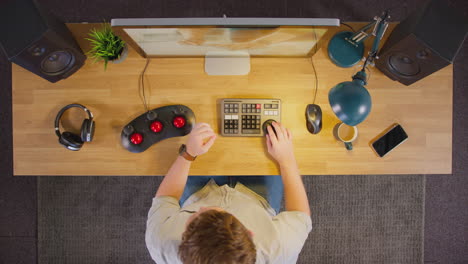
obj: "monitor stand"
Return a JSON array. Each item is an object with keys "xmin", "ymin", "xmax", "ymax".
[{"xmin": 204, "ymin": 51, "xmax": 250, "ymax": 75}]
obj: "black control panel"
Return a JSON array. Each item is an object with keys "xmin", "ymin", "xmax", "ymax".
[{"xmin": 121, "ymin": 105, "xmax": 195, "ymax": 153}]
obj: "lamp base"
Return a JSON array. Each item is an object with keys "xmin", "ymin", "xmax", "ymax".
[{"xmin": 327, "ymin": 31, "xmax": 364, "ymax": 68}]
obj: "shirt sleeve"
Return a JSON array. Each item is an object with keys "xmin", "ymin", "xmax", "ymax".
[
  {"xmin": 145, "ymin": 196, "xmax": 181, "ymax": 263},
  {"xmin": 272, "ymin": 211, "xmax": 312, "ymax": 263}
]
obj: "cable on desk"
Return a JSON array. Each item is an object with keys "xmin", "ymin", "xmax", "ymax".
[
  {"xmin": 139, "ymin": 58, "xmax": 151, "ymax": 112},
  {"xmin": 310, "ymin": 27, "xmax": 319, "ymax": 104},
  {"xmin": 340, "ymin": 22, "xmax": 356, "ymax": 32}
]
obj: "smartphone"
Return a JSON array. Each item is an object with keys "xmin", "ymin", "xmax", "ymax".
[{"xmin": 371, "ymin": 124, "xmax": 408, "ymax": 157}]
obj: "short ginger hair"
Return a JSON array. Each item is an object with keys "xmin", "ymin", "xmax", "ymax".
[{"xmin": 178, "ymin": 210, "xmax": 256, "ymax": 264}]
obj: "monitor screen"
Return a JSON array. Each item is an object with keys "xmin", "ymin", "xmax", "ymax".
[
  {"xmin": 123, "ymin": 27, "xmax": 327, "ymax": 57},
  {"xmin": 111, "ymin": 18, "xmax": 339, "ymax": 58}
]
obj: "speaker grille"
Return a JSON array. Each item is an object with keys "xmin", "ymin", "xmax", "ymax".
[
  {"xmin": 41, "ymin": 51, "xmax": 75, "ymax": 75},
  {"xmin": 388, "ymin": 53, "xmax": 420, "ymax": 77}
]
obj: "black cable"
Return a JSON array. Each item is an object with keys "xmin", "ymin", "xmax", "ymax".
[
  {"xmin": 340, "ymin": 22, "xmax": 355, "ymax": 32},
  {"xmin": 311, "ymin": 28, "xmax": 319, "ymax": 104},
  {"xmin": 139, "ymin": 58, "xmax": 151, "ymax": 112}
]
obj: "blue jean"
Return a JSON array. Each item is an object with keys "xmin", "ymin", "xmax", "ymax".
[{"xmin": 179, "ymin": 176, "xmax": 284, "ymax": 214}]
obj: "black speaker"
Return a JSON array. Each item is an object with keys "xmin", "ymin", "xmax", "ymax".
[
  {"xmin": 0, "ymin": 0, "xmax": 86, "ymax": 83},
  {"xmin": 376, "ymin": 0, "xmax": 468, "ymax": 86}
]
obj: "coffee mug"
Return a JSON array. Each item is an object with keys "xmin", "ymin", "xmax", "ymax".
[{"xmin": 336, "ymin": 123, "xmax": 358, "ymax": 150}]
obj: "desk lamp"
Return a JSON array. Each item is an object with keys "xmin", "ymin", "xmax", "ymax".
[{"xmin": 328, "ymin": 11, "xmax": 390, "ymax": 126}]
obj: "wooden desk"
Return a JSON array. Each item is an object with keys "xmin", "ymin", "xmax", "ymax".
[{"xmin": 12, "ymin": 23, "xmax": 452, "ymax": 176}]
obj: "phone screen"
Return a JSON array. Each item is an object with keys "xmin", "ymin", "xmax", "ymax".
[{"xmin": 372, "ymin": 124, "xmax": 408, "ymax": 157}]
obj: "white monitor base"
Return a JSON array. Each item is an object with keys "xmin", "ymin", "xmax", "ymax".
[{"xmin": 204, "ymin": 51, "xmax": 250, "ymax": 75}]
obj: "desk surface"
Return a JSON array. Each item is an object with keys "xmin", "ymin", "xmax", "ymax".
[{"xmin": 12, "ymin": 23, "xmax": 452, "ymax": 176}]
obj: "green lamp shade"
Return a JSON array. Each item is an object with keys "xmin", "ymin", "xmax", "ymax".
[{"xmin": 328, "ymin": 72, "xmax": 372, "ymax": 126}]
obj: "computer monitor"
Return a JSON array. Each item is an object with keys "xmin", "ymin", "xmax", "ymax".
[{"xmin": 111, "ymin": 17, "xmax": 339, "ymax": 75}]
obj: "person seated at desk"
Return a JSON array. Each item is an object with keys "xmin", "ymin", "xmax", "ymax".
[{"xmin": 145, "ymin": 122, "xmax": 312, "ymax": 264}]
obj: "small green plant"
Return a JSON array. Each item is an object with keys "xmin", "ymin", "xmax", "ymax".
[{"xmin": 86, "ymin": 24, "xmax": 125, "ymax": 70}]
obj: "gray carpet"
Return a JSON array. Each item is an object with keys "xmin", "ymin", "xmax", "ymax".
[
  {"xmin": 39, "ymin": 175, "xmax": 424, "ymax": 264},
  {"xmin": 38, "ymin": 177, "xmax": 163, "ymax": 264},
  {"xmin": 300, "ymin": 175, "xmax": 424, "ymax": 264}
]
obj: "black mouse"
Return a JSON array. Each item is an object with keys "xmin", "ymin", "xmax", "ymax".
[
  {"xmin": 262, "ymin": 119, "xmax": 277, "ymax": 136},
  {"xmin": 305, "ymin": 104, "xmax": 322, "ymax": 134}
]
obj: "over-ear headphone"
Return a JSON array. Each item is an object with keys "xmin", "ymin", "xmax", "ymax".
[{"xmin": 54, "ymin": 104, "xmax": 95, "ymax": 151}]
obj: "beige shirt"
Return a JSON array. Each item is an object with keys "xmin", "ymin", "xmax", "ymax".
[{"xmin": 145, "ymin": 179, "xmax": 312, "ymax": 264}]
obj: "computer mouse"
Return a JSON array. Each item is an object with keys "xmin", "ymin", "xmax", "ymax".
[
  {"xmin": 305, "ymin": 104, "xmax": 322, "ymax": 134},
  {"xmin": 262, "ymin": 119, "xmax": 277, "ymax": 136}
]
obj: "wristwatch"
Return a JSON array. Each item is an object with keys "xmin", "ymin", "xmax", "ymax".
[{"xmin": 179, "ymin": 144, "xmax": 196, "ymax": 161}]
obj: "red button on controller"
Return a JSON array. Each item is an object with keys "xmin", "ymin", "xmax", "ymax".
[
  {"xmin": 150, "ymin": 121, "xmax": 163, "ymax": 133},
  {"xmin": 173, "ymin": 116, "xmax": 186, "ymax": 128},
  {"xmin": 130, "ymin": 133, "xmax": 143, "ymax": 145}
]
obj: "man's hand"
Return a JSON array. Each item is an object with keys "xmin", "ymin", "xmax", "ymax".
[
  {"xmin": 266, "ymin": 122, "xmax": 310, "ymax": 215},
  {"xmin": 266, "ymin": 122, "xmax": 297, "ymax": 167},
  {"xmin": 186, "ymin": 123, "xmax": 217, "ymax": 157}
]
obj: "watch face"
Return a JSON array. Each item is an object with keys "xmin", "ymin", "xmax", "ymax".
[{"xmin": 179, "ymin": 144, "xmax": 186, "ymax": 154}]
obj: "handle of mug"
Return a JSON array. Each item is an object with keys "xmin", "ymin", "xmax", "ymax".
[{"xmin": 344, "ymin": 142, "xmax": 353, "ymax": 150}]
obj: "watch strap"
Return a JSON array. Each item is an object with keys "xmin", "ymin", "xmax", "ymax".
[{"xmin": 179, "ymin": 144, "xmax": 196, "ymax": 161}]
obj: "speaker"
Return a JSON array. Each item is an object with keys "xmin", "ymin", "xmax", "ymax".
[
  {"xmin": 0, "ymin": 0, "xmax": 86, "ymax": 83},
  {"xmin": 376, "ymin": 0, "xmax": 468, "ymax": 86}
]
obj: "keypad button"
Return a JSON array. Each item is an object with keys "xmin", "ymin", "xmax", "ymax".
[{"xmin": 271, "ymin": 104, "xmax": 278, "ymax": 109}]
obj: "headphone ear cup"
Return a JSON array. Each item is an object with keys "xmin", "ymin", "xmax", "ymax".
[
  {"xmin": 80, "ymin": 119, "xmax": 95, "ymax": 142},
  {"xmin": 60, "ymin": 132, "xmax": 83, "ymax": 151}
]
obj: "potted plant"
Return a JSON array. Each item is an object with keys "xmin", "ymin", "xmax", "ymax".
[{"xmin": 86, "ymin": 24, "xmax": 127, "ymax": 70}]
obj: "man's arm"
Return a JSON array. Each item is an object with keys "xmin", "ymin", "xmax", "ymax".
[
  {"xmin": 155, "ymin": 123, "xmax": 216, "ymax": 199},
  {"xmin": 266, "ymin": 122, "xmax": 311, "ymax": 215}
]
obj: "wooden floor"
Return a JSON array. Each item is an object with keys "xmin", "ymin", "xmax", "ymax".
[{"xmin": 12, "ymin": 23, "xmax": 452, "ymax": 175}]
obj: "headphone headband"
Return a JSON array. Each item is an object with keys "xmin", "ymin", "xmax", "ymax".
[{"xmin": 54, "ymin": 104, "xmax": 94, "ymax": 137}]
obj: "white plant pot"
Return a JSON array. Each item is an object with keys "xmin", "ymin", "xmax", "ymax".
[{"xmin": 110, "ymin": 44, "xmax": 128, "ymax": 64}]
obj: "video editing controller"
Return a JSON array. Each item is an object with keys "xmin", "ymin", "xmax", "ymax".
[
  {"xmin": 121, "ymin": 105, "xmax": 195, "ymax": 153},
  {"xmin": 219, "ymin": 98, "xmax": 281, "ymax": 137}
]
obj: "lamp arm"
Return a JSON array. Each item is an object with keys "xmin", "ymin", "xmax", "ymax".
[
  {"xmin": 362, "ymin": 11, "xmax": 391, "ymax": 71},
  {"xmin": 347, "ymin": 22, "xmax": 376, "ymax": 45}
]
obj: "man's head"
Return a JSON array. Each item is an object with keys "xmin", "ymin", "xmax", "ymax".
[{"xmin": 179, "ymin": 207, "xmax": 256, "ymax": 264}]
